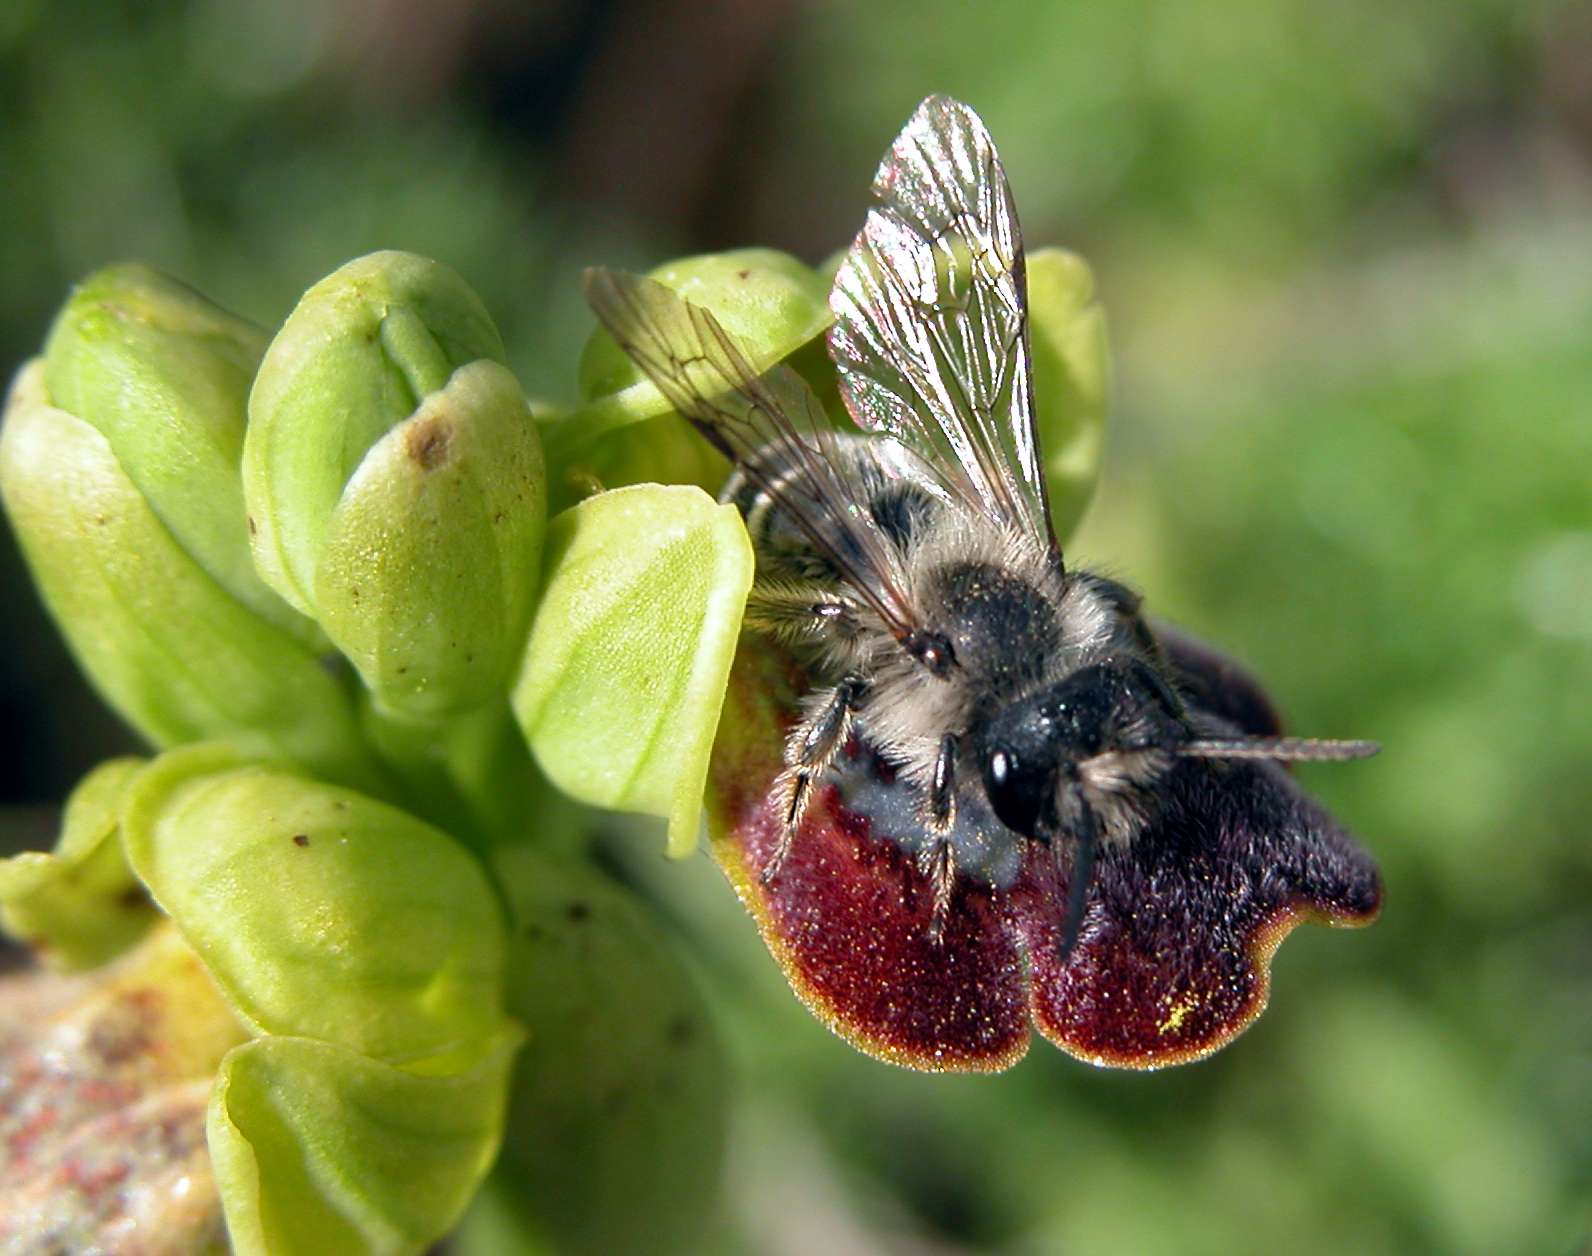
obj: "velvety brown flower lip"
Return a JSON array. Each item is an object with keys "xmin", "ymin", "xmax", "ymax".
[{"xmin": 708, "ymin": 642, "xmax": 1381, "ymax": 1073}]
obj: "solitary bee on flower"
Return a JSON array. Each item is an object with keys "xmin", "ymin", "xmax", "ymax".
[{"xmin": 586, "ymin": 95, "xmax": 1381, "ymax": 1071}]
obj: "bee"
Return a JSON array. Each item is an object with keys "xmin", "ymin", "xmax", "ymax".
[{"xmin": 585, "ymin": 94, "xmax": 1375, "ymax": 958}]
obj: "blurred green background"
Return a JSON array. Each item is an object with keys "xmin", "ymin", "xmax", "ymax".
[{"xmin": 2, "ymin": 1, "xmax": 1588, "ymax": 1252}]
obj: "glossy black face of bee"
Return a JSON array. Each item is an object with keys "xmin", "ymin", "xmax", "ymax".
[
  {"xmin": 584, "ymin": 95, "xmax": 1377, "ymax": 954},
  {"xmin": 977, "ymin": 658, "xmax": 1188, "ymax": 841}
]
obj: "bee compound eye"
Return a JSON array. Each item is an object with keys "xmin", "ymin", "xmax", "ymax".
[{"xmin": 981, "ymin": 743, "xmax": 1051, "ymax": 839}]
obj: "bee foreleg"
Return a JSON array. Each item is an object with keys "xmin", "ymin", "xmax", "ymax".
[
  {"xmin": 929, "ymin": 732, "xmax": 958, "ymax": 831},
  {"xmin": 765, "ymin": 678, "xmax": 864, "ymax": 882},
  {"xmin": 918, "ymin": 839, "xmax": 956, "ymax": 943}
]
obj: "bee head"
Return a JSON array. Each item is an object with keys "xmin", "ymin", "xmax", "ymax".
[{"xmin": 976, "ymin": 662, "xmax": 1186, "ymax": 841}]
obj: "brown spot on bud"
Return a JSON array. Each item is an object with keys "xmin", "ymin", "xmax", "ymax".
[{"xmin": 405, "ymin": 416, "xmax": 452, "ymax": 470}]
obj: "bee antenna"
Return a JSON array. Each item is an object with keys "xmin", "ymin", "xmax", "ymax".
[
  {"xmin": 1055, "ymin": 796, "xmax": 1100, "ymax": 963},
  {"xmin": 1177, "ymin": 736, "xmax": 1380, "ymax": 763}
]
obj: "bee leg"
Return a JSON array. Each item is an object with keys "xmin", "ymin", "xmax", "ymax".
[
  {"xmin": 929, "ymin": 732, "xmax": 958, "ymax": 830},
  {"xmin": 744, "ymin": 581, "xmax": 862, "ymax": 652},
  {"xmin": 919, "ymin": 840, "xmax": 956, "ymax": 943},
  {"xmin": 918, "ymin": 732, "xmax": 960, "ymax": 940},
  {"xmin": 765, "ymin": 678, "xmax": 863, "ymax": 882}
]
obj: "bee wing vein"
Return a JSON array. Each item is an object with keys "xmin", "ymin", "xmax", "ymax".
[{"xmin": 830, "ymin": 94, "xmax": 1052, "ymax": 545}]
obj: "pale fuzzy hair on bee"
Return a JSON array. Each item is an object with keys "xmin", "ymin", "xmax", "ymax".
[{"xmin": 850, "ymin": 505, "xmax": 1121, "ymax": 800}]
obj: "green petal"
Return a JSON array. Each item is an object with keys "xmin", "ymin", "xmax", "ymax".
[
  {"xmin": 0, "ymin": 757, "xmax": 154, "ymax": 968},
  {"xmin": 0, "ymin": 366, "xmax": 377, "ymax": 788},
  {"xmin": 511, "ymin": 485, "xmax": 754, "ymax": 856},
  {"xmin": 122, "ymin": 745, "xmax": 506, "ymax": 1065},
  {"xmin": 1026, "ymin": 247, "xmax": 1112, "ymax": 542},
  {"xmin": 244, "ymin": 251, "xmax": 506, "ymax": 617},
  {"xmin": 314, "ymin": 360, "xmax": 546, "ymax": 721},
  {"xmin": 40, "ymin": 264, "xmax": 319, "ymax": 647},
  {"xmin": 460, "ymin": 849, "xmax": 726, "ymax": 1255},
  {"xmin": 208, "ymin": 1029, "xmax": 521, "ymax": 1256}
]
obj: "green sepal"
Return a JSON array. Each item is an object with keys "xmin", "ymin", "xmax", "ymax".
[
  {"xmin": 547, "ymin": 249, "xmax": 832, "ymax": 474},
  {"xmin": 314, "ymin": 360, "xmax": 546, "ymax": 721},
  {"xmin": 0, "ymin": 364, "xmax": 378, "ymax": 789},
  {"xmin": 548, "ymin": 411, "xmax": 731, "ymax": 515},
  {"xmin": 1026, "ymin": 247, "xmax": 1112, "ymax": 541},
  {"xmin": 511, "ymin": 485, "xmax": 754, "ymax": 856},
  {"xmin": 122, "ymin": 744, "xmax": 507, "ymax": 1066},
  {"xmin": 458, "ymin": 847, "xmax": 726, "ymax": 1256},
  {"xmin": 40, "ymin": 264, "xmax": 319, "ymax": 647},
  {"xmin": 208, "ymin": 1028, "xmax": 522, "ymax": 1256},
  {"xmin": 576, "ymin": 248, "xmax": 831, "ymax": 404},
  {"xmin": 243, "ymin": 251, "xmax": 506, "ymax": 618},
  {"xmin": 0, "ymin": 757, "xmax": 155, "ymax": 969}
]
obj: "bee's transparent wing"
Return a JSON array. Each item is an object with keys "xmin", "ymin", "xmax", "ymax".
[
  {"xmin": 830, "ymin": 94, "xmax": 1053, "ymax": 547},
  {"xmin": 585, "ymin": 268, "xmax": 921, "ymax": 637}
]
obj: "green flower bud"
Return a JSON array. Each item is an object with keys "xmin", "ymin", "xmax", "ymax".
[
  {"xmin": 245, "ymin": 252, "xmax": 546, "ymax": 721},
  {"xmin": 315, "ymin": 361, "xmax": 546, "ymax": 720},
  {"xmin": 122, "ymin": 743, "xmax": 510, "ymax": 1065},
  {"xmin": 457, "ymin": 848, "xmax": 727, "ymax": 1255},
  {"xmin": 0, "ymin": 362, "xmax": 378, "ymax": 788},
  {"xmin": 1026, "ymin": 248, "xmax": 1112, "ymax": 542},
  {"xmin": 512, "ymin": 484, "xmax": 754, "ymax": 856},
  {"xmin": 40, "ymin": 264, "xmax": 319, "ymax": 647},
  {"xmin": 118, "ymin": 743, "xmax": 523, "ymax": 1252},
  {"xmin": 0, "ymin": 757, "xmax": 154, "ymax": 969},
  {"xmin": 547, "ymin": 249, "xmax": 833, "ymax": 492},
  {"xmin": 209, "ymin": 1029, "xmax": 522, "ymax": 1256}
]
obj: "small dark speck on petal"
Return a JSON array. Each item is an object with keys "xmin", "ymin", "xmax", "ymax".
[
  {"xmin": 247, "ymin": 516, "xmax": 257, "ymax": 536},
  {"xmin": 737, "ymin": 269, "xmax": 750, "ymax": 279},
  {"xmin": 292, "ymin": 834, "xmax": 310, "ymax": 847},
  {"xmin": 566, "ymin": 901, "xmax": 591, "ymax": 923}
]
